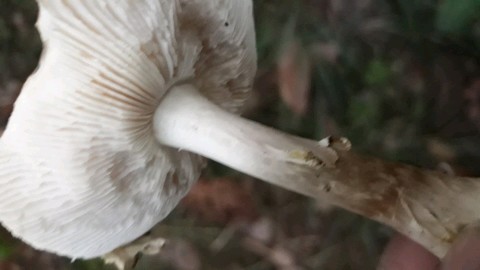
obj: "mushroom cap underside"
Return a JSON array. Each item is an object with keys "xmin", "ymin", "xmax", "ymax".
[{"xmin": 0, "ymin": 0, "xmax": 256, "ymax": 259}]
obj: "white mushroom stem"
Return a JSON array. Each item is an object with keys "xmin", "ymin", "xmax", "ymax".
[
  {"xmin": 154, "ymin": 84, "xmax": 339, "ymax": 197},
  {"xmin": 154, "ymin": 84, "xmax": 480, "ymax": 258}
]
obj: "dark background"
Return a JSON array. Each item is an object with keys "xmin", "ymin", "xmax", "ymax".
[{"xmin": 0, "ymin": 0, "xmax": 479, "ymax": 269}]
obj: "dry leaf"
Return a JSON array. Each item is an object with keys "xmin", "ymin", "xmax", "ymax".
[
  {"xmin": 181, "ymin": 178, "xmax": 259, "ymax": 225},
  {"xmin": 246, "ymin": 217, "xmax": 274, "ymax": 244},
  {"xmin": 310, "ymin": 42, "xmax": 340, "ymax": 64},
  {"xmin": 426, "ymin": 138, "xmax": 457, "ymax": 162},
  {"xmin": 158, "ymin": 240, "xmax": 201, "ymax": 270},
  {"xmin": 277, "ymin": 41, "xmax": 312, "ymax": 116},
  {"xmin": 242, "ymin": 237, "xmax": 300, "ymax": 270},
  {"xmin": 0, "ymin": 262, "xmax": 21, "ymax": 270},
  {"xmin": 465, "ymin": 79, "xmax": 480, "ymax": 129}
]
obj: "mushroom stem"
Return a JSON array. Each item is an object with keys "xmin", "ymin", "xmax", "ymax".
[
  {"xmin": 154, "ymin": 84, "xmax": 338, "ymax": 197},
  {"xmin": 154, "ymin": 84, "xmax": 480, "ymax": 258}
]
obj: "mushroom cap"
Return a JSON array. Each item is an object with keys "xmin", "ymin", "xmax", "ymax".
[{"xmin": 0, "ymin": 0, "xmax": 256, "ymax": 259}]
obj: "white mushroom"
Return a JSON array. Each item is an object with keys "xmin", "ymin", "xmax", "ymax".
[
  {"xmin": 0, "ymin": 0, "xmax": 255, "ymax": 259},
  {"xmin": 1, "ymin": 0, "xmax": 480, "ymax": 267}
]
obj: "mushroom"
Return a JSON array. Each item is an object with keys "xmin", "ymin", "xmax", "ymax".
[{"xmin": 0, "ymin": 0, "xmax": 479, "ymax": 268}]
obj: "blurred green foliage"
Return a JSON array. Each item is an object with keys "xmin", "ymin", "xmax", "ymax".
[
  {"xmin": 254, "ymin": 0, "xmax": 479, "ymax": 164},
  {"xmin": 436, "ymin": 0, "xmax": 480, "ymax": 35}
]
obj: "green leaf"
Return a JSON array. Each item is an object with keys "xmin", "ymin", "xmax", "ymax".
[
  {"xmin": 364, "ymin": 59, "xmax": 392, "ymax": 87},
  {"xmin": 0, "ymin": 242, "xmax": 13, "ymax": 260},
  {"xmin": 436, "ymin": 0, "xmax": 480, "ymax": 34},
  {"xmin": 0, "ymin": 20, "xmax": 10, "ymax": 43}
]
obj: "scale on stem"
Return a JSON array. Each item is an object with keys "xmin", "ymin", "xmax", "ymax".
[{"xmin": 0, "ymin": 1, "xmax": 479, "ymax": 269}]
